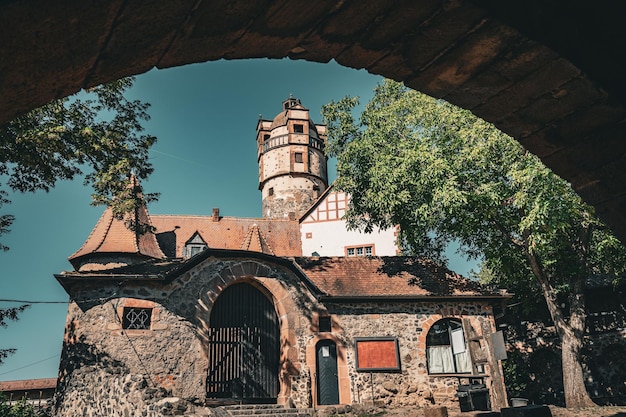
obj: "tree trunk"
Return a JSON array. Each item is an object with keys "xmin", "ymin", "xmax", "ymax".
[
  {"xmin": 526, "ymin": 252, "xmax": 596, "ymax": 408},
  {"xmin": 560, "ymin": 327, "xmax": 595, "ymax": 408}
]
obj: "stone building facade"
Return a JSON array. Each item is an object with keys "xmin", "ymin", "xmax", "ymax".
[
  {"xmin": 53, "ymin": 98, "xmax": 509, "ymax": 416},
  {"xmin": 55, "ymin": 252, "xmax": 508, "ymax": 416}
]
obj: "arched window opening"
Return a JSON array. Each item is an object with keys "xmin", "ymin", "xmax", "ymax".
[{"xmin": 426, "ymin": 318, "xmax": 472, "ymax": 374}]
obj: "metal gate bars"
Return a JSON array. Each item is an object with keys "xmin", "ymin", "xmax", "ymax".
[{"xmin": 207, "ymin": 283, "xmax": 280, "ymax": 402}]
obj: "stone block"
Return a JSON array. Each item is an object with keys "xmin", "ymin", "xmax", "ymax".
[
  {"xmin": 501, "ymin": 404, "xmax": 552, "ymax": 417},
  {"xmin": 424, "ymin": 406, "xmax": 448, "ymax": 417}
]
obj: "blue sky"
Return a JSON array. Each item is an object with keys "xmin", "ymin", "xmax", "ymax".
[{"xmin": 0, "ymin": 58, "xmax": 476, "ymax": 382}]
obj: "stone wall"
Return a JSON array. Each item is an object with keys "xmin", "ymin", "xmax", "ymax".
[
  {"xmin": 55, "ymin": 257, "xmax": 317, "ymax": 416},
  {"xmin": 55, "ymin": 256, "xmax": 504, "ymax": 415},
  {"xmin": 308, "ymin": 301, "xmax": 502, "ymax": 409}
]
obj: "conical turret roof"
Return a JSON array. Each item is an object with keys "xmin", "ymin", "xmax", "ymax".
[{"xmin": 68, "ymin": 175, "xmax": 165, "ymax": 271}]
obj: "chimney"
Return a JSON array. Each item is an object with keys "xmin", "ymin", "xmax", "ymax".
[{"xmin": 212, "ymin": 208, "xmax": 220, "ymax": 222}]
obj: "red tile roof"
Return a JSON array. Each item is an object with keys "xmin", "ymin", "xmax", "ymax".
[
  {"xmin": 294, "ymin": 257, "xmax": 500, "ymax": 298},
  {"xmin": 0, "ymin": 378, "xmax": 57, "ymax": 392},
  {"xmin": 69, "ymin": 204, "xmax": 165, "ymax": 268},
  {"xmin": 151, "ymin": 215, "xmax": 302, "ymax": 257},
  {"xmin": 240, "ymin": 224, "xmax": 275, "ymax": 255}
]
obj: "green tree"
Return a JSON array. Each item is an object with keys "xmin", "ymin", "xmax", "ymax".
[
  {"xmin": 0, "ymin": 77, "xmax": 156, "ymax": 363},
  {"xmin": 0, "ymin": 77, "xmax": 157, "ymax": 250},
  {"xmin": 322, "ymin": 80, "xmax": 626, "ymax": 408},
  {"xmin": 0, "ymin": 306, "xmax": 30, "ymax": 366},
  {"xmin": 0, "ymin": 393, "xmax": 38, "ymax": 417}
]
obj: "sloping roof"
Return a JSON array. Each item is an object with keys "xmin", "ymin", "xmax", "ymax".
[
  {"xmin": 240, "ymin": 224, "xmax": 275, "ymax": 255},
  {"xmin": 294, "ymin": 256, "xmax": 501, "ymax": 299},
  {"xmin": 0, "ymin": 378, "xmax": 57, "ymax": 392},
  {"xmin": 69, "ymin": 204, "xmax": 165, "ymax": 267},
  {"xmin": 299, "ymin": 182, "xmax": 336, "ymax": 222},
  {"xmin": 57, "ymin": 249, "xmax": 507, "ymax": 303},
  {"xmin": 151, "ymin": 215, "xmax": 301, "ymax": 257}
]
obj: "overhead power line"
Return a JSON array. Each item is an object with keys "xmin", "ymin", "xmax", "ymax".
[
  {"xmin": 0, "ymin": 354, "xmax": 59, "ymax": 376},
  {"xmin": 0, "ymin": 299, "xmax": 68, "ymax": 304}
]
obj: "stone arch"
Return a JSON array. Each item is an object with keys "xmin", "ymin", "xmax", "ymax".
[
  {"xmin": 2, "ymin": 2, "xmax": 626, "ymax": 241},
  {"xmin": 417, "ymin": 307, "xmax": 487, "ymax": 356},
  {"xmin": 198, "ymin": 260, "xmax": 302, "ymax": 405},
  {"xmin": 424, "ymin": 317, "xmax": 472, "ymax": 375}
]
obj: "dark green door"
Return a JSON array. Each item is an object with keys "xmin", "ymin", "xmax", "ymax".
[{"xmin": 316, "ymin": 340, "xmax": 339, "ymax": 405}]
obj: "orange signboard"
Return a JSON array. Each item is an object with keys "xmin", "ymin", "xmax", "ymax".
[{"xmin": 355, "ymin": 337, "xmax": 400, "ymax": 372}]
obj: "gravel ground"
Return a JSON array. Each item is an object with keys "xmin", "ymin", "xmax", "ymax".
[{"xmin": 337, "ymin": 404, "xmax": 626, "ymax": 417}]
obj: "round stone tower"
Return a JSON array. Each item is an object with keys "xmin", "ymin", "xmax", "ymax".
[{"xmin": 257, "ymin": 96, "xmax": 328, "ymax": 219}]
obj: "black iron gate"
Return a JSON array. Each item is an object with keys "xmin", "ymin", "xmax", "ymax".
[{"xmin": 207, "ymin": 283, "xmax": 279, "ymax": 402}]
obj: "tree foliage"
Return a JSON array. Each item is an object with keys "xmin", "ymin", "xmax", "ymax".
[
  {"xmin": 0, "ymin": 393, "xmax": 38, "ymax": 417},
  {"xmin": 0, "ymin": 77, "xmax": 157, "ymax": 250},
  {"xmin": 322, "ymin": 79, "xmax": 626, "ymax": 407},
  {"xmin": 0, "ymin": 77, "xmax": 156, "ymax": 365},
  {"xmin": 0, "ymin": 305, "xmax": 30, "ymax": 366}
]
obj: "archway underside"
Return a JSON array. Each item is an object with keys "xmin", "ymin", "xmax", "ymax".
[{"xmin": 3, "ymin": 0, "xmax": 626, "ymax": 240}]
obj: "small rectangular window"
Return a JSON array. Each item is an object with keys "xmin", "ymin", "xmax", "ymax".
[
  {"xmin": 346, "ymin": 244, "xmax": 374, "ymax": 257},
  {"xmin": 319, "ymin": 316, "xmax": 332, "ymax": 332},
  {"xmin": 122, "ymin": 307, "xmax": 152, "ymax": 330},
  {"xmin": 294, "ymin": 152, "xmax": 303, "ymax": 163},
  {"xmin": 294, "ymin": 124, "xmax": 304, "ymax": 133},
  {"xmin": 190, "ymin": 245, "xmax": 204, "ymax": 257},
  {"xmin": 263, "ymin": 134, "xmax": 270, "ymax": 142},
  {"xmin": 269, "ymin": 187, "xmax": 274, "ymax": 196}
]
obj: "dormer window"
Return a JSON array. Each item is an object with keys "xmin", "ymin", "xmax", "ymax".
[
  {"xmin": 186, "ymin": 244, "xmax": 207, "ymax": 258},
  {"xmin": 184, "ymin": 232, "xmax": 208, "ymax": 258}
]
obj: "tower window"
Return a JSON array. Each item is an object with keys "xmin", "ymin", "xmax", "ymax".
[
  {"xmin": 263, "ymin": 134, "xmax": 270, "ymax": 142},
  {"xmin": 269, "ymin": 187, "xmax": 274, "ymax": 196},
  {"xmin": 294, "ymin": 152, "xmax": 303, "ymax": 163},
  {"xmin": 294, "ymin": 124, "xmax": 304, "ymax": 133}
]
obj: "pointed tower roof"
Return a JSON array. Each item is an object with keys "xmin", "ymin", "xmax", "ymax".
[
  {"xmin": 240, "ymin": 224, "xmax": 275, "ymax": 255},
  {"xmin": 69, "ymin": 175, "xmax": 165, "ymax": 271}
]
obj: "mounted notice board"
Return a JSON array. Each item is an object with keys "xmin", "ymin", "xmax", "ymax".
[{"xmin": 354, "ymin": 337, "xmax": 401, "ymax": 372}]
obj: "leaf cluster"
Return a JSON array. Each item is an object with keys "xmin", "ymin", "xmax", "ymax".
[
  {"xmin": 0, "ymin": 77, "xmax": 157, "ymax": 248},
  {"xmin": 0, "ymin": 305, "xmax": 29, "ymax": 365},
  {"xmin": 0, "ymin": 393, "xmax": 38, "ymax": 417},
  {"xmin": 322, "ymin": 80, "xmax": 626, "ymax": 294}
]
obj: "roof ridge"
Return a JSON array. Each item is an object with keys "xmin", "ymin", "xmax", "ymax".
[
  {"xmin": 150, "ymin": 214, "xmax": 294, "ymax": 222},
  {"xmin": 298, "ymin": 182, "xmax": 336, "ymax": 222},
  {"xmin": 240, "ymin": 225, "xmax": 255, "ymax": 250},
  {"xmin": 257, "ymin": 227, "xmax": 275, "ymax": 256},
  {"xmin": 239, "ymin": 224, "xmax": 276, "ymax": 256}
]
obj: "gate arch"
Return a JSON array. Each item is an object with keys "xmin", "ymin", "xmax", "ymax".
[
  {"xmin": 3, "ymin": 2, "xmax": 626, "ymax": 242},
  {"xmin": 207, "ymin": 282, "xmax": 280, "ymax": 402}
]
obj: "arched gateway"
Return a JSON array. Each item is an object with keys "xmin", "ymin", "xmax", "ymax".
[{"xmin": 207, "ymin": 283, "xmax": 280, "ymax": 403}]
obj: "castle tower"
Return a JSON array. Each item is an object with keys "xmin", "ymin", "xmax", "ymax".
[{"xmin": 257, "ymin": 96, "xmax": 328, "ymax": 219}]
